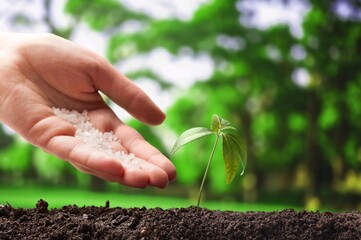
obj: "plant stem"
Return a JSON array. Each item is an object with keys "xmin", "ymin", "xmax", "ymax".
[{"xmin": 197, "ymin": 133, "xmax": 220, "ymax": 208}]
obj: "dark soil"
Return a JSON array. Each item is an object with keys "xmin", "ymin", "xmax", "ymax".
[{"xmin": 0, "ymin": 199, "xmax": 360, "ymax": 240}]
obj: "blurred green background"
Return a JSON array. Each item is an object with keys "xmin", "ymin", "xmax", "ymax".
[{"xmin": 1, "ymin": 0, "xmax": 361, "ymax": 211}]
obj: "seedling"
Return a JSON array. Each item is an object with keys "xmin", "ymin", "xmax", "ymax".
[{"xmin": 171, "ymin": 114, "xmax": 247, "ymax": 207}]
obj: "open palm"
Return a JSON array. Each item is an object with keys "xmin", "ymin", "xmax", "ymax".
[{"xmin": 0, "ymin": 33, "xmax": 176, "ymax": 188}]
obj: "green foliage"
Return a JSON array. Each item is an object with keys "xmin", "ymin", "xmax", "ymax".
[
  {"xmin": 0, "ymin": 137, "xmax": 32, "ymax": 172},
  {"xmin": 0, "ymin": 126, "xmax": 13, "ymax": 150},
  {"xmin": 171, "ymin": 114, "xmax": 247, "ymax": 207},
  {"xmin": 33, "ymin": 148, "xmax": 66, "ymax": 183},
  {"xmin": 171, "ymin": 144, "xmax": 206, "ymax": 185},
  {"xmin": 65, "ymin": 0, "xmax": 150, "ymax": 31},
  {"xmin": 288, "ymin": 113, "xmax": 308, "ymax": 132}
]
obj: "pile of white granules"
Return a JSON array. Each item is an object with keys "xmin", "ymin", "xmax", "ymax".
[{"xmin": 53, "ymin": 107, "xmax": 139, "ymax": 166}]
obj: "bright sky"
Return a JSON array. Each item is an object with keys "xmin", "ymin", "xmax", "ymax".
[
  {"xmin": 0, "ymin": 0, "xmax": 309, "ymax": 131},
  {"xmin": 121, "ymin": 0, "xmax": 208, "ymax": 20},
  {"xmin": 238, "ymin": 0, "xmax": 309, "ymax": 37}
]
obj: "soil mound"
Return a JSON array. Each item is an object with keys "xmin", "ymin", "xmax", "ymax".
[{"xmin": 0, "ymin": 199, "xmax": 360, "ymax": 239}]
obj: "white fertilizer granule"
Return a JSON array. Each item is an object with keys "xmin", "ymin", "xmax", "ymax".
[{"xmin": 53, "ymin": 107, "xmax": 139, "ymax": 166}]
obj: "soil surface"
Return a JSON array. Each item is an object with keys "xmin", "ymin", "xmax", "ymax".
[{"xmin": 0, "ymin": 199, "xmax": 360, "ymax": 239}]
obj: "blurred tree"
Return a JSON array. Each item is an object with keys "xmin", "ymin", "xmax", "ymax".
[
  {"xmin": 0, "ymin": 126, "xmax": 13, "ymax": 150},
  {"xmin": 0, "ymin": 137, "xmax": 32, "ymax": 184},
  {"xmin": 100, "ymin": 0, "xmax": 303, "ymax": 202},
  {"xmin": 300, "ymin": 0, "xmax": 361, "ymax": 203},
  {"xmin": 63, "ymin": 0, "xmax": 361, "ymax": 207}
]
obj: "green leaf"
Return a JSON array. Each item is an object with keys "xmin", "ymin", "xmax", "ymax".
[
  {"xmin": 211, "ymin": 114, "xmax": 221, "ymax": 133},
  {"xmin": 222, "ymin": 133, "xmax": 247, "ymax": 184},
  {"xmin": 227, "ymin": 133, "xmax": 247, "ymax": 176},
  {"xmin": 220, "ymin": 126, "xmax": 237, "ymax": 132},
  {"xmin": 211, "ymin": 114, "xmax": 230, "ymax": 133},
  {"xmin": 170, "ymin": 127, "xmax": 213, "ymax": 157},
  {"xmin": 220, "ymin": 118, "xmax": 231, "ymax": 127}
]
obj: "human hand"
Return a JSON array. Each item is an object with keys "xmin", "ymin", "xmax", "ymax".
[{"xmin": 0, "ymin": 33, "xmax": 176, "ymax": 188}]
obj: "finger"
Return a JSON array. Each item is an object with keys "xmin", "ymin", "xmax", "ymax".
[
  {"xmin": 27, "ymin": 110, "xmax": 170, "ymax": 188},
  {"xmin": 134, "ymin": 158, "xmax": 170, "ymax": 188},
  {"xmin": 90, "ymin": 58, "xmax": 165, "ymax": 125},
  {"xmin": 71, "ymin": 162, "xmax": 121, "ymax": 182},
  {"xmin": 35, "ymin": 114, "xmax": 149, "ymax": 188},
  {"xmin": 114, "ymin": 123, "xmax": 177, "ymax": 182},
  {"xmin": 77, "ymin": 109, "xmax": 170, "ymax": 188},
  {"xmin": 38, "ymin": 117, "xmax": 154, "ymax": 188},
  {"xmin": 71, "ymin": 161, "xmax": 152, "ymax": 188},
  {"xmin": 25, "ymin": 114, "xmax": 121, "ymax": 177},
  {"xmin": 46, "ymin": 135, "xmax": 126, "ymax": 179},
  {"xmin": 72, "ymin": 155, "xmax": 169, "ymax": 188}
]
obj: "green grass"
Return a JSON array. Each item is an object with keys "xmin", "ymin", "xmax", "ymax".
[{"xmin": 0, "ymin": 185, "xmax": 300, "ymax": 211}]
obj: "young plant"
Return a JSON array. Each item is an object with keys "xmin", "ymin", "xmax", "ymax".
[{"xmin": 170, "ymin": 114, "xmax": 247, "ymax": 207}]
